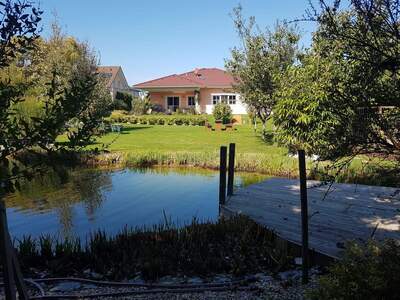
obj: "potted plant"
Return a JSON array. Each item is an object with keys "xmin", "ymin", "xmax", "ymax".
[{"xmin": 212, "ymin": 103, "xmax": 233, "ymax": 130}]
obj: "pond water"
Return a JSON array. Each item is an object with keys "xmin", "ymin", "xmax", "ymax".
[{"xmin": 5, "ymin": 167, "xmax": 268, "ymax": 240}]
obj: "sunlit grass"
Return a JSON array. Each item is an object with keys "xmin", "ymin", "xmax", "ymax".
[{"xmin": 58, "ymin": 124, "xmax": 400, "ymax": 186}]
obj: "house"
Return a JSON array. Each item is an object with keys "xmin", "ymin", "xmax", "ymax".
[
  {"xmin": 97, "ymin": 66, "xmax": 141, "ymax": 99},
  {"xmin": 133, "ymin": 68, "xmax": 246, "ymax": 115}
]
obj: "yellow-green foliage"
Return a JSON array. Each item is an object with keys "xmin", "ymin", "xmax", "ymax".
[
  {"xmin": 90, "ymin": 151, "xmax": 301, "ymax": 177},
  {"xmin": 307, "ymin": 240, "xmax": 400, "ymax": 300}
]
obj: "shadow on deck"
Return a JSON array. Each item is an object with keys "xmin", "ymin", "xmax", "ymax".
[{"xmin": 222, "ymin": 178, "xmax": 400, "ymax": 259}]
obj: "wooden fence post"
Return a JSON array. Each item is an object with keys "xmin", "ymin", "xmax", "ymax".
[
  {"xmin": 9, "ymin": 231, "xmax": 29, "ymax": 300},
  {"xmin": 219, "ymin": 146, "xmax": 227, "ymax": 205},
  {"xmin": 0, "ymin": 200, "xmax": 17, "ymax": 300},
  {"xmin": 227, "ymin": 143, "xmax": 236, "ymax": 196},
  {"xmin": 298, "ymin": 149, "xmax": 309, "ymax": 284}
]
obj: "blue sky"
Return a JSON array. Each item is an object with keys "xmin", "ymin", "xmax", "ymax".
[{"xmin": 39, "ymin": 0, "xmax": 317, "ymax": 85}]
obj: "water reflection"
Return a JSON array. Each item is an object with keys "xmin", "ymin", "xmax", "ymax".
[{"xmin": 5, "ymin": 167, "xmax": 268, "ymax": 240}]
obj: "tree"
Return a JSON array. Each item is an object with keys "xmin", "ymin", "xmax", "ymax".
[
  {"xmin": 131, "ymin": 96, "xmax": 153, "ymax": 115},
  {"xmin": 225, "ymin": 5, "xmax": 300, "ymax": 132},
  {"xmin": 0, "ymin": 2, "xmax": 112, "ymax": 193},
  {"xmin": 114, "ymin": 91, "xmax": 133, "ymax": 111},
  {"xmin": 274, "ymin": 0, "xmax": 400, "ymax": 160}
]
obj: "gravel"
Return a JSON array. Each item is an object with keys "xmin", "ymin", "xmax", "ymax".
[{"xmin": 0, "ymin": 268, "xmax": 321, "ymax": 299}]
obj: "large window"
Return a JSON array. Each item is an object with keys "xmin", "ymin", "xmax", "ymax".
[
  {"xmin": 167, "ymin": 96, "xmax": 179, "ymax": 111},
  {"xmin": 212, "ymin": 94, "xmax": 237, "ymax": 105},
  {"xmin": 188, "ymin": 96, "xmax": 195, "ymax": 106}
]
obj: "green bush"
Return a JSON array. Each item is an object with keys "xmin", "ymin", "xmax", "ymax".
[
  {"xmin": 213, "ymin": 103, "xmax": 232, "ymax": 124},
  {"xmin": 307, "ymin": 240, "xmax": 400, "ymax": 300},
  {"xmin": 131, "ymin": 97, "xmax": 152, "ymax": 115},
  {"xmin": 108, "ymin": 114, "xmax": 208, "ymax": 127},
  {"xmin": 114, "ymin": 92, "xmax": 133, "ymax": 111}
]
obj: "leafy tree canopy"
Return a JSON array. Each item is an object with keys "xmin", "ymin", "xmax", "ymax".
[
  {"xmin": 226, "ymin": 5, "xmax": 300, "ymax": 130},
  {"xmin": 0, "ymin": 1, "xmax": 112, "ymax": 193},
  {"xmin": 274, "ymin": 0, "xmax": 400, "ymax": 160}
]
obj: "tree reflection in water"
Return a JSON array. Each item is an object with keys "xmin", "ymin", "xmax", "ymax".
[
  {"xmin": 5, "ymin": 166, "xmax": 269, "ymax": 239},
  {"xmin": 5, "ymin": 167, "xmax": 112, "ymax": 237}
]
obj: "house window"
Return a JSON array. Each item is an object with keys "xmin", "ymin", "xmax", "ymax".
[
  {"xmin": 167, "ymin": 96, "xmax": 180, "ymax": 111},
  {"xmin": 221, "ymin": 95, "xmax": 228, "ymax": 104},
  {"xmin": 188, "ymin": 96, "xmax": 195, "ymax": 106},
  {"xmin": 212, "ymin": 94, "xmax": 237, "ymax": 105},
  {"xmin": 212, "ymin": 95, "xmax": 220, "ymax": 104}
]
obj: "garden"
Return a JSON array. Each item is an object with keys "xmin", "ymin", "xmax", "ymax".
[{"xmin": 1, "ymin": 0, "xmax": 400, "ymax": 299}]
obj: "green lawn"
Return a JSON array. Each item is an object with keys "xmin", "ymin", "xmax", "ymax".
[
  {"xmin": 73, "ymin": 123, "xmax": 398, "ymax": 186},
  {"xmin": 92, "ymin": 124, "xmax": 287, "ymax": 155}
]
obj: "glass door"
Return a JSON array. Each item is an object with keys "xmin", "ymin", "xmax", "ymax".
[{"xmin": 167, "ymin": 96, "xmax": 180, "ymax": 111}]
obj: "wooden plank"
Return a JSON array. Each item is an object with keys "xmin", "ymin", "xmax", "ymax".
[
  {"xmin": 228, "ymin": 195, "xmax": 399, "ymax": 240},
  {"xmin": 232, "ymin": 185, "xmax": 400, "ymax": 215},
  {"xmin": 230, "ymin": 191, "xmax": 400, "ymax": 222},
  {"xmin": 225, "ymin": 178, "xmax": 400, "ymax": 259},
  {"xmin": 229, "ymin": 192, "xmax": 400, "ymax": 224},
  {"xmin": 227, "ymin": 200, "xmax": 389, "ymax": 242},
  {"xmin": 244, "ymin": 181, "xmax": 400, "ymax": 209},
  {"xmin": 0, "ymin": 200, "xmax": 17, "ymax": 300}
]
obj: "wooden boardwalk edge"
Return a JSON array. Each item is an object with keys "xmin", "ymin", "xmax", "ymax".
[{"xmin": 223, "ymin": 178, "xmax": 400, "ymax": 260}]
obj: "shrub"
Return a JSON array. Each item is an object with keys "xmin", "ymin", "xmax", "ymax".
[
  {"xmin": 114, "ymin": 92, "xmax": 133, "ymax": 111},
  {"xmin": 167, "ymin": 117, "xmax": 175, "ymax": 125},
  {"xmin": 107, "ymin": 114, "xmax": 208, "ymax": 127},
  {"xmin": 213, "ymin": 103, "xmax": 232, "ymax": 124},
  {"xmin": 307, "ymin": 239, "xmax": 400, "ymax": 300},
  {"xmin": 131, "ymin": 97, "xmax": 152, "ymax": 115},
  {"xmin": 174, "ymin": 117, "xmax": 183, "ymax": 125}
]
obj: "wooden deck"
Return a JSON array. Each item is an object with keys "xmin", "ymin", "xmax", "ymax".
[{"xmin": 223, "ymin": 178, "xmax": 400, "ymax": 259}]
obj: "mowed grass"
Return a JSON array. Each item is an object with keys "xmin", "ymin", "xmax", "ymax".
[
  {"xmin": 60, "ymin": 123, "xmax": 399, "ymax": 185},
  {"xmin": 92, "ymin": 124, "xmax": 286, "ymax": 155}
]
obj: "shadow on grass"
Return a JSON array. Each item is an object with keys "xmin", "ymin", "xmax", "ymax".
[
  {"xmin": 119, "ymin": 125, "xmax": 152, "ymax": 134},
  {"xmin": 56, "ymin": 126, "xmax": 151, "ymax": 147}
]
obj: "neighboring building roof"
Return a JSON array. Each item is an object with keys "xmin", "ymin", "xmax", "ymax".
[
  {"xmin": 134, "ymin": 68, "xmax": 236, "ymax": 89},
  {"xmin": 97, "ymin": 66, "xmax": 121, "ymax": 88}
]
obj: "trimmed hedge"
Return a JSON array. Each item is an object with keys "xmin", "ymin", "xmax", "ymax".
[{"xmin": 108, "ymin": 114, "xmax": 208, "ymax": 126}]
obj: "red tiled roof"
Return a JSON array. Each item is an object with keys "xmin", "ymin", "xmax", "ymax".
[
  {"xmin": 97, "ymin": 66, "xmax": 121, "ymax": 88},
  {"xmin": 134, "ymin": 68, "xmax": 236, "ymax": 89}
]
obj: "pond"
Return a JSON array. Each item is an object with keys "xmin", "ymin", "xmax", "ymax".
[{"xmin": 5, "ymin": 167, "xmax": 268, "ymax": 240}]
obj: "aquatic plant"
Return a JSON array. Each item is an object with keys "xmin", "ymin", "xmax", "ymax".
[
  {"xmin": 13, "ymin": 215, "xmax": 294, "ymax": 280},
  {"xmin": 84, "ymin": 151, "xmax": 400, "ymax": 187}
]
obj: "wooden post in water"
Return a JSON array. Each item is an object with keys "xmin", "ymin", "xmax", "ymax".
[
  {"xmin": 227, "ymin": 143, "xmax": 236, "ymax": 196},
  {"xmin": 0, "ymin": 200, "xmax": 17, "ymax": 300},
  {"xmin": 219, "ymin": 146, "xmax": 227, "ymax": 205},
  {"xmin": 298, "ymin": 149, "xmax": 309, "ymax": 284}
]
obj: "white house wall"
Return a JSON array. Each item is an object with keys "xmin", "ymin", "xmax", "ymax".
[{"xmin": 203, "ymin": 92, "xmax": 247, "ymax": 115}]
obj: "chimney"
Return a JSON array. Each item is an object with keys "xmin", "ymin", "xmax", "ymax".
[{"xmin": 194, "ymin": 68, "xmax": 200, "ymax": 76}]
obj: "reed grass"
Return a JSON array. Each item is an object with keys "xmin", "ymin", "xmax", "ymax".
[
  {"xmin": 13, "ymin": 215, "xmax": 293, "ymax": 280},
  {"xmin": 83, "ymin": 150, "xmax": 400, "ymax": 186},
  {"xmin": 86, "ymin": 150, "xmax": 301, "ymax": 178}
]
